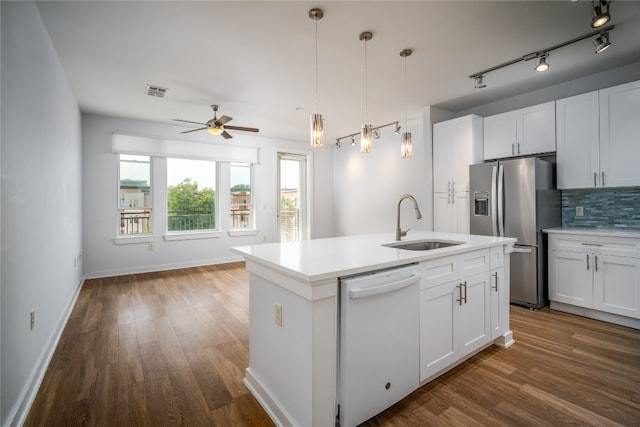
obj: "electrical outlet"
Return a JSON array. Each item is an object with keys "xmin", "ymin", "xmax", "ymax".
[
  {"xmin": 147, "ymin": 243, "xmax": 154, "ymax": 251},
  {"xmin": 576, "ymin": 206, "xmax": 584, "ymax": 217},
  {"xmin": 275, "ymin": 304, "xmax": 282, "ymax": 327},
  {"xmin": 30, "ymin": 310, "xmax": 35, "ymax": 330}
]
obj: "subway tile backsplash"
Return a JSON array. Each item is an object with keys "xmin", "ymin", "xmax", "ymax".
[{"xmin": 561, "ymin": 187, "xmax": 640, "ymax": 229}]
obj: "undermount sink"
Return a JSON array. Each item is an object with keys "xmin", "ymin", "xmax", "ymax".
[{"xmin": 382, "ymin": 239, "xmax": 463, "ymax": 251}]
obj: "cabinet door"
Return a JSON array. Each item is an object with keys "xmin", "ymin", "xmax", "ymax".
[
  {"xmin": 556, "ymin": 91, "xmax": 600, "ymax": 189},
  {"xmin": 517, "ymin": 101, "xmax": 556, "ymax": 156},
  {"xmin": 593, "ymin": 255, "xmax": 640, "ymax": 318},
  {"xmin": 490, "ymin": 268, "xmax": 508, "ymax": 340},
  {"xmin": 451, "ymin": 116, "xmax": 480, "ymax": 193},
  {"xmin": 549, "ymin": 250, "xmax": 593, "ymax": 308},
  {"xmin": 484, "ymin": 111, "xmax": 516, "ymax": 160},
  {"xmin": 599, "ymin": 80, "xmax": 640, "ymax": 187},
  {"xmin": 459, "ymin": 272, "xmax": 491, "ymax": 358},
  {"xmin": 433, "ymin": 121, "xmax": 453, "ymax": 193},
  {"xmin": 433, "ymin": 192, "xmax": 454, "ymax": 233},
  {"xmin": 453, "ymin": 192, "xmax": 470, "ymax": 234},
  {"xmin": 420, "ymin": 281, "xmax": 459, "ymax": 381}
]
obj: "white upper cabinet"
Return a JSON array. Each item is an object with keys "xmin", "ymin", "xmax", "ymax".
[
  {"xmin": 483, "ymin": 101, "xmax": 556, "ymax": 160},
  {"xmin": 599, "ymin": 80, "xmax": 640, "ymax": 188},
  {"xmin": 433, "ymin": 115, "xmax": 483, "ymax": 194},
  {"xmin": 556, "ymin": 91, "xmax": 600, "ymax": 189},
  {"xmin": 556, "ymin": 80, "xmax": 640, "ymax": 189}
]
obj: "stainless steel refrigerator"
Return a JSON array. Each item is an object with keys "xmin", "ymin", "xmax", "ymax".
[{"xmin": 469, "ymin": 158, "xmax": 560, "ymax": 308}]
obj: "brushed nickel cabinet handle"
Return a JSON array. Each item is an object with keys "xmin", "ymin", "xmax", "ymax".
[
  {"xmin": 456, "ymin": 284, "xmax": 463, "ymax": 306},
  {"xmin": 517, "ymin": 142, "xmax": 521, "ymax": 154},
  {"xmin": 586, "ymin": 254, "xmax": 590, "ymax": 271},
  {"xmin": 594, "ymin": 172, "xmax": 597, "ymax": 187},
  {"xmin": 463, "ymin": 281, "xmax": 468, "ymax": 304},
  {"xmin": 492, "ymin": 272, "xmax": 498, "ymax": 291},
  {"xmin": 512, "ymin": 144, "xmax": 515, "ymax": 155},
  {"xmin": 595, "ymin": 255, "xmax": 598, "ymax": 272},
  {"xmin": 602, "ymin": 171, "xmax": 606, "ymax": 186}
]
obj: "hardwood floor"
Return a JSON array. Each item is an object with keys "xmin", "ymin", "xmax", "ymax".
[{"xmin": 25, "ymin": 263, "xmax": 640, "ymax": 426}]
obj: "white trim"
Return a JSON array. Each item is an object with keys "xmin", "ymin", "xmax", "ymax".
[
  {"xmin": 8, "ymin": 279, "xmax": 84, "ymax": 427},
  {"xmin": 163, "ymin": 231, "xmax": 222, "ymax": 241},
  {"xmin": 244, "ymin": 368, "xmax": 295, "ymax": 427},
  {"xmin": 112, "ymin": 133, "xmax": 258, "ymax": 163},
  {"xmin": 228, "ymin": 229, "xmax": 259, "ymax": 237},
  {"xmin": 113, "ymin": 235, "xmax": 157, "ymax": 245}
]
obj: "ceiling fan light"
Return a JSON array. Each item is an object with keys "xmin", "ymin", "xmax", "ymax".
[
  {"xmin": 401, "ymin": 132, "xmax": 412, "ymax": 158},
  {"xmin": 361, "ymin": 124, "xmax": 373, "ymax": 153},
  {"xmin": 591, "ymin": 1, "xmax": 610, "ymax": 28},
  {"xmin": 535, "ymin": 54, "xmax": 549, "ymax": 72},
  {"xmin": 310, "ymin": 113, "xmax": 324, "ymax": 147},
  {"xmin": 594, "ymin": 32, "xmax": 611, "ymax": 53},
  {"xmin": 208, "ymin": 127, "xmax": 224, "ymax": 135}
]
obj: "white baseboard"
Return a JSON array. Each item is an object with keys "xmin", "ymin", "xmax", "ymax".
[
  {"xmin": 83, "ymin": 255, "xmax": 245, "ymax": 279},
  {"xmin": 243, "ymin": 368, "xmax": 295, "ymax": 427},
  {"xmin": 7, "ymin": 278, "xmax": 85, "ymax": 427},
  {"xmin": 550, "ymin": 301, "xmax": 640, "ymax": 329}
]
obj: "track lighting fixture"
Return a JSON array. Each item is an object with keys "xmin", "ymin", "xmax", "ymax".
[
  {"xmin": 335, "ymin": 121, "xmax": 401, "ymax": 148},
  {"xmin": 373, "ymin": 128, "xmax": 380, "ymax": 139},
  {"xmin": 593, "ymin": 31, "xmax": 611, "ymax": 53},
  {"xmin": 469, "ymin": 25, "xmax": 615, "ymax": 89},
  {"xmin": 535, "ymin": 53, "xmax": 549, "ymax": 72},
  {"xmin": 309, "ymin": 8, "xmax": 324, "ymax": 147},
  {"xmin": 591, "ymin": 0, "xmax": 610, "ymax": 28},
  {"xmin": 394, "ymin": 123, "xmax": 402, "ymax": 134}
]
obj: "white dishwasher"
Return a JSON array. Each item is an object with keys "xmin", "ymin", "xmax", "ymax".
[{"xmin": 338, "ymin": 263, "xmax": 421, "ymax": 427}]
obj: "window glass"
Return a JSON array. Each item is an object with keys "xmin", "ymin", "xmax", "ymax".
[
  {"xmin": 167, "ymin": 158, "xmax": 216, "ymax": 231},
  {"xmin": 230, "ymin": 163, "xmax": 253, "ymax": 229},
  {"xmin": 119, "ymin": 154, "xmax": 152, "ymax": 235}
]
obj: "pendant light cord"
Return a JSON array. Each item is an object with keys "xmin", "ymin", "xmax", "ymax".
[
  {"xmin": 314, "ymin": 16, "xmax": 318, "ymax": 114},
  {"xmin": 404, "ymin": 54, "xmax": 408, "ymax": 129},
  {"xmin": 364, "ymin": 38, "xmax": 368, "ymax": 123}
]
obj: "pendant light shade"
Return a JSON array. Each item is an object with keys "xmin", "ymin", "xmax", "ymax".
[
  {"xmin": 401, "ymin": 132, "xmax": 412, "ymax": 158},
  {"xmin": 359, "ymin": 31, "xmax": 373, "ymax": 153},
  {"xmin": 400, "ymin": 48, "xmax": 412, "ymax": 158},
  {"xmin": 309, "ymin": 8, "xmax": 324, "ymax": 147}
]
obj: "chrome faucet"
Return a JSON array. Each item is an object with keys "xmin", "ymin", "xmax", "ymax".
[{"xmin": 396, "ymin": 194, "xmax": 422, "ymax": 241}]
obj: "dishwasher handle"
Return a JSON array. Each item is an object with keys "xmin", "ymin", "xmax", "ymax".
[{"xmin": 348, "ymin": 273, "xmax": 420, "ymax": 299}]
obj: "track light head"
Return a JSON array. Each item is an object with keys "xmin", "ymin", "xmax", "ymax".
[
  {"xmin": 474, "ymin": 75, "xmax": 486, "ymax": 89},
  {"xmin": 373, "ymin": 128, "xmax": 380, "ymax": 139},
  {"xmin": 535, "ymin": 54, "xmax": 550, "ymax": 72},
  {"xmin": 591, "ymin": 0, "xmax": 610, "ymax": 28},
  {"xmin": 593, "ymin": 31, "xmax": 611, "ymax": 53},
  {"xmin": 394, "ymin": 123, "xmax": 402, "ymax": 134}
]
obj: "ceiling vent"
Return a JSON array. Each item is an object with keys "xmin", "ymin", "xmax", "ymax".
[{"xmin": 146, "ymin": 85, "xmax": 168, "ymax": 98}]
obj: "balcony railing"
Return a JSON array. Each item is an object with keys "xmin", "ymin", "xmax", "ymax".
[
  {"xmin": 231, "ymin": 209, "xmax": 252, "ymax": 228},
  {"xmin": 168, "ymin": 211, "xmax": 215, "ymax": 231},
  {"xmin": 120, "ymin": 210, "xmax": 151, "ymax": 235}
]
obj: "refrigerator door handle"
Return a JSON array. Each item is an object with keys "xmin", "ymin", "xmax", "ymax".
[
  {"xmin": 491, "ymin": 165, "xmax": 498, "ymax": 236},
  {"xmin": 497, "ymin": 164, "xmax": 505, "ymax": 237},
  {"xmin": 512, "ymin": 246, "xmax": 533, "ymax": 254}
]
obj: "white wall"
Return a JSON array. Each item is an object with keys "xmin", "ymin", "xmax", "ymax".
[
  {"xmin": 82, "ymin": 114, "xmax": 334, "ymax": 278},
  {"xmin": 332, "ymin": 115, "xmax": 430, "ymax": 236},
  {"xmin": 1, "ymin": 2, "xmax": 83, "ymax": 425}
]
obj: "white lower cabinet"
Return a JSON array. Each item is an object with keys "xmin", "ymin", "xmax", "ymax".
[
  {"xmin": 419, "ymin": 250, "xmax": 491, "ymax": 382},
  {"xmin": 548, "ymin": 233, "xmax": 640, "ymax": 322}
]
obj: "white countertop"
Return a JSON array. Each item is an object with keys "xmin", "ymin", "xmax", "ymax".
[
  {"xmin": 231, "ymin": 231, "xmax": 516, "ymax": 283},
  {"xmin": 544, "ymin": 227, "xmax": 640, "ymax": 239}
]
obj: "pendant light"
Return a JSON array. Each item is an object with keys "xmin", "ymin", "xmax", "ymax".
[
  {"xmin": 359, "ymin": 31, "xmax": 373, "ymax": 153},
  {"xmin": 400, "ymin": 49, "xmax": 413, "ymax": 158},
  {"xmin": 309, "ymin": 8, "xmax": 324, "ymax": 147}
]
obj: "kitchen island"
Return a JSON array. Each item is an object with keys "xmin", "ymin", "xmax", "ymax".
[{"xmin": 232, "ymin": 231, "xmax": 516, "ymax": 427}]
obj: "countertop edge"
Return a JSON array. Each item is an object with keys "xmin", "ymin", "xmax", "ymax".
[{"xmin": 544, "ymin": 227, "xmax": 640, "ymax": 239}]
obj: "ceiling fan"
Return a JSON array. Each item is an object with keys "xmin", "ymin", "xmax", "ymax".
[{"xmin": 173, "ymin": 104, "xmax": 259, "ymax": 139}]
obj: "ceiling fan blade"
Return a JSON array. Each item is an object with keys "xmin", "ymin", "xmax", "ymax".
[
  {"xmin": 215, "ymin": 115, "xmax": 233, "ymax": 127},
  {"xmin": 221, "ymin": 131, "xmax": 233, "ymax": 139},
  {"xmin": 224, "ymin": 125, "xmax": 259, "ymax": 133},
  {"xmin": 179, "ymin": 127, "xmax": 208, "ymax": 134},
  {"xmin": 173, "ymin": 119, "xmax": 208, "ymax": 126}
]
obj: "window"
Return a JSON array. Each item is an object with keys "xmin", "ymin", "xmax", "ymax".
[
  {"xmin": 166, "ymin": 158, "xmax": 216, "ymax": 232},
  {"xmin": 277, "ymin": 153, "xmax": 308, "ymax": 242},
  {"xmin": 230, "ymin": 163, "xmax": 253, "ymax": 229},
  {"xmin": 119, "ymin": 154, "xmax": 152, "ymax": 235}
]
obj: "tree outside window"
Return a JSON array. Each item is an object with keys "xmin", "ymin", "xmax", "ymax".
[{"xmin": 167, "ymin": 158, "xmax": 216, "ymax": 232}]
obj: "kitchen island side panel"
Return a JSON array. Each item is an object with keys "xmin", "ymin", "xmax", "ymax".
[{"xmin": 244, "ymin": 261, "xmax": 338, "ymax": 427}]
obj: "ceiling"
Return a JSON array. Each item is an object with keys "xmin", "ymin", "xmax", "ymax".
[{"xmin": 35, "ymin": 1, "xmax": 640, "ymax": 144}]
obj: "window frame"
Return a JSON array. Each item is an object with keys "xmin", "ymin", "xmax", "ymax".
[
  {"xmin": 229, "ymin": 162, "xmax": 255, "ymax": 232},
  {"xmin": 116, "ymin": 154, "xmax": 153, "ymax": 239}
]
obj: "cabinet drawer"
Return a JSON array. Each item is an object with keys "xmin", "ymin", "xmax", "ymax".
[
  {"xmin": 549, "ymin": 234, "xmax": 640, "ymax": 257},
  {"xmin": 459, "ymin": 249, "xmax": 491, "ymax": 277},
  {"xmin": 421, "ymin": 256, "xmax": 458, "ymax": 289}
]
